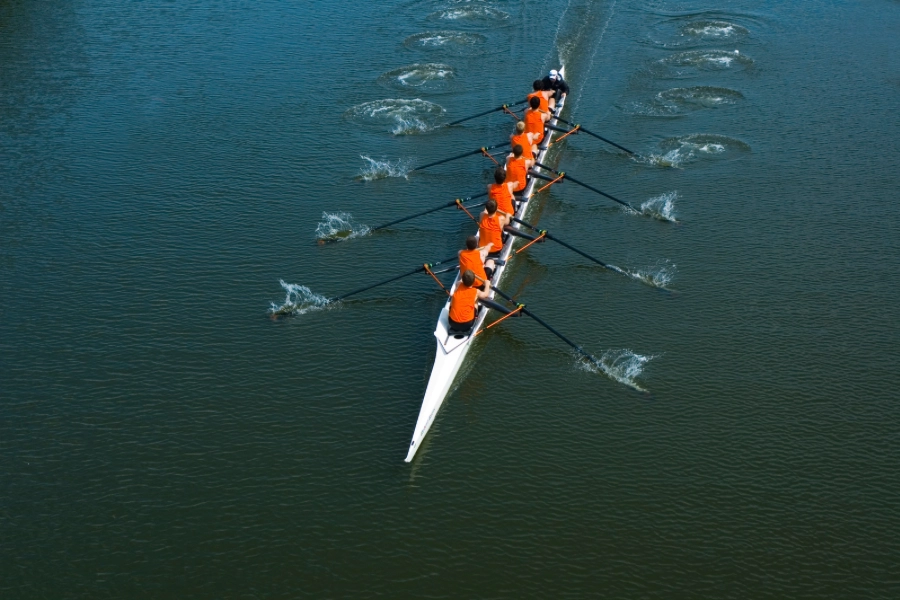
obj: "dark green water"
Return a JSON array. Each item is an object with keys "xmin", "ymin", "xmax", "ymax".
[{"xmin": 2, "ymin": 0, "xmax": 899, "ymax": 597}]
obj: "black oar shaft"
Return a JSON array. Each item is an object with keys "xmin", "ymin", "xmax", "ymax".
[
  {"xmin": 533, "ymin": 163, "xmax": 636, "ymax": 212},
  {"xmin": 412, "ymin": 141, "xmax": 509, "ymax": 172},
  {"xmin": 509, "ymin": 217, "xmax": 617, "ymax": 272},
  {"xmin": 491, "ymin": 287, "xmax": 602, "ymax": 367},
  {"xmin": 372, "ymin": 192, "xmax": 488, "ymax": 231},
  {"xmin": 331, "ymin": 255, "xmax": 457, "ymax": 302},
  {"xmin": 445, "ymin": 100, "xmax": 527, "ymax": 127},
  {"xmin": 554, "ymin": 118, "xmax": 635, "ymax": 155}
]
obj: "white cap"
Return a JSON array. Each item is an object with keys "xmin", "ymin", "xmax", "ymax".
[{"xmin": 549, "ymin": 69, "xmax": 559, "ymax": 80}]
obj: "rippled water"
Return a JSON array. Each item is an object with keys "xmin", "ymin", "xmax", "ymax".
[{"xmin": 3, "ymin": 0, "xmax": 899, "ymax": 597}]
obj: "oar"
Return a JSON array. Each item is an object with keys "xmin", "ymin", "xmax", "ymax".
[
  {"xmin": 372, "ymin": 192, "xmax": 488, "ymax": 231},
  {"xmin": 532, "ymin": 163, "xmax": 638, "ymax": 213},
  {"xmin": 412, "ymin": 141, "xmax": 509, "ymax": 172},
  {"xmin": 550, "ymin": 118, "xmax": 635, "ymax": 155},
  {"xmin": 331, "ymin": 255, "xmax": 458, "ymax": 303},
  {"xmin": 508, "ymin": 217, "xmax": 626, "ymax": 275},
  {"xmin": 490, "ymin": 287, "xmax": 620, "ymax": 384},
  {"xmin": 445, "ymin": 100, "xmax": 528, "ymax": 127}
]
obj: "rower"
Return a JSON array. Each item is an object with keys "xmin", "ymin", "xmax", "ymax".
[
  {"xmin": 459, "ymin": 234, "xmax": 495, "ymax": 282},
  {"xmin": 528, "ymin": 79, "xmax": 553, "ymax": 113},
  {"xmin": 542, "ymin": 69, "xmax": 570, "ymax": 103},
  {"xmin": 487, "ymin": 167, "xmax": 516, "ymax": 217},
  {"xmin": 505, "ymin": 144, "xmax": 534, "ymax": 200},
  {"xmin": 523, "ymin": 95, "xmax": 549, "ymax": 146},
  {"xmin": 448, "ymin": 269, "xmax": 491, "ymax": 334},
  {"xmin": 479, "ymin": 199, "xmax": 511, "ymax": 263},
  {"xmin": 510, "ymin": 121, "xmax": 536, "ymax": 160}
]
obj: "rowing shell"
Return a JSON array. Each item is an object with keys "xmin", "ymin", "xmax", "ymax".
[{"xmin": 405, "ymin": 67, "xmax": 568, "ymax": 462}]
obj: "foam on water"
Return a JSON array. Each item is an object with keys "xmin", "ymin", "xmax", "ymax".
[
  {"xmin": 681, "ymin": 20, "xmax": 749, "ymax": 39},
  {"xmin": 577, "ymin": 348, "xmax": 655, "ymax": 392},
  {"xmin": 269, "ymin": 281, "xmax": 331, "ymax": 317},
  {"xmin": 643, "ymin": 133, "xmax": 750, "ymax": 167},
  {"xmin": 427, "ymin": 4, "xmax": 509, "ymax": 24},
  {"xmin": 314, "ymin": 212, "xmax": 370, "ymax": 242},
  {"xmin": 378, "ymin": 63, "xmax": 456, "ymax": 91},
  {"xmin": 624, "ymin": 259, "xmax": 676, "ymax": 290},
  {"xmin": 344, "ymin": 99, "xmax": 445, "ymax": 135},
  {"xmin": 640, "ymin": 191, "xmax": 679, "ymax": 222},
  {"xmin": 655, "ymin": 49, "xmax": 753, "ymax": 73},
  {"xmin": 403, "ymin": 31, "xmax": 487, "ymax": 55},
  {"xmin": 658, "ymin": 86, "xmax": 744, "ymax": 108},
  {"xmin": 357, "ymin": 155, "xmax": 414, "ymax": 181}
]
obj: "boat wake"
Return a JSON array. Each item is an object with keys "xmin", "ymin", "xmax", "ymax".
[
  {"xmin": 269, "ymin": 281, "xmax": 331, "ymax": 317},
  {"xmin": 639, "ymin": 191, "xmax": 679, "ymax": 222},
  {"xmin": 623, "ymin": 260, "xmax": 676, "ymax": 290},
  {"xmin": 577, "ymin": 348, "xmax": 655, "ymax": 392},
  {"xmin": 344, "ymin": 99, "xmax": 445, "ymax": 135},
  {"xmin": 357, "ymin": 155, "xmax": 413, "ymax": 181},
  {"xmin": 315, "ymin": 212, "xmax": 370, "ymax": 242}
]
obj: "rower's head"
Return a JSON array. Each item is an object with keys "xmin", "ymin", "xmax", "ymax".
[
  {"xmin": 465, "ymin": 235, "xmax": 478, "ymax": 251},
  {"xmin": 462, "ymin": 269, "xmax": 476, "ymax": 287},
  {"xmin": 533, "ymin": 79, "xmax": 543, "ymax": 91},
  {"xmin": 516, "ymin": 121, "xmax": 526, "ymax": 133},
  {"xmin": 549, "ymin": 69, "xmax": 560, "ymax": 81},
  {"xmin": 493, "ymin": 167, "xmax": 506, "ymax": 184},
  {"xmin": 512, "ymin": 144, "xmax": 523, "ymax": 158},
  {"xmin": 485, "ymin": 199, "xmax": 498, "ymax": 215},
  {"xmin": 529, "ymin": 96, "xmax": 541, "ymax": 109}
]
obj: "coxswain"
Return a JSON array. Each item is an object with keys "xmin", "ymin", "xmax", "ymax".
[
  {"xmin": 510, "ymin": 121, "xmax": 536, "ymax": 159},
  {"xmin": 487, "ymin": 167, "xmax": 517, "ymax": 217},
  {"xmin": 523, "ymin": 95, "xmax": 549, "ymax": 146},
  {"xmin": 479, "ymin": 199, "xmax": 511, "ymax": 263},
  {"xmin": 458, "ymin": 234, "xmax": 495, "ymax": 283},
  {"xmin": 527, "ymin": 79, "xmax": 553, "ymax": 113},
  {"xmin": 506, "ymin": 144, "xmax": 534, "ymax": 198},
  {"xmin": 542, "ymin": 69, "xmax": 570, "ymax": 103},
  {"xmin": 448, "ymin": 269, "xmax": 491, "ymax": 333}
]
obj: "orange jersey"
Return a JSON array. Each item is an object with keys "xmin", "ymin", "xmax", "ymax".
[
  {"xmin": 449, "ymin": 283, "xmax": 479, "ymax": 323},
  {"xmin": 506, "ymin": 156, "xmax": 528, "ymax": 192},
  {"xmin": 458, "ymin": 248, "xmax": 488, "ymax": 282},
  {"xmin": 523, "ymin": 109, "xmax": 545, "ymax": 144},
  {"xmin": 479, "ymin": 213, "xmax": 504, "ymax": 255},
  {"xmin": 511, "ymin": 132, "xmax": 534, "ymax": 158},
  {"xmin": 488, "ymin": 182, "xmax": 514, "ymax": 215},
  {"xmin": 527, "ymin": 91, "xmax": 549, "ymax": 114}
]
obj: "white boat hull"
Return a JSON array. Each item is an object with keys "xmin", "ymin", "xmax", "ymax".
[{"xmin": 405, "ymin": 69, "xmax": 568, "ymax": 462}]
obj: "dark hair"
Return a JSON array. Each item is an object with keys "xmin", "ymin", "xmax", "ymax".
[
  {"xmin": 465, "ymin": 235, "xmax": 477, "ymax": 250},
  {"xmin": 529, "ymin": 96, "xmax": 540, "ymax": 109},
  {"xmin": 462, "ymin": 269, "xmax": 476, "ymax": 287},
  {"xmin": 512, "ymin": 144, "xmax": 523, "ymax": 157},
  {"xmin": 494, "ymin": 167, "xmax": 506, "ymax": 184},
  {"xmin": 533, "ymin": 79, "xmax": 543, "ymax": 91},
  {"xmin": 485, "ymin": 199, "xmax": 497, "ymax": 214}
]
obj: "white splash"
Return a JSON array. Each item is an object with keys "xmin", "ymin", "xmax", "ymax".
[
  {"xmin": 314, "ymin": 212, "xmax": 370, "ymax": 241},
  {"xmin": 640, "ymin": 191, "xmax": 679, "ymax": 222},
  {"xmin": 577, "ymin": 348, "xmax": 655, "ymax": 392},
  {"xmin": 624, "ymin": 260, "xmax": 676, "ymax": 290},
  {"xmin": 269, "ymin": 281, "xmax": 331, "ymax": 317},
  {"xmin": 357, "ymin": 155, "xmax": 413, "ymax": 181}
]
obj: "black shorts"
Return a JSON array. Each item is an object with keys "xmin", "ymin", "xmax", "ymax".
[
  {"xmin": 484, "ymin": 266, "xmax": 494, "ymax": 280},
  {"xmin": 448, "ymin": 317, "xmax": 475, "ymax": 333}
]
